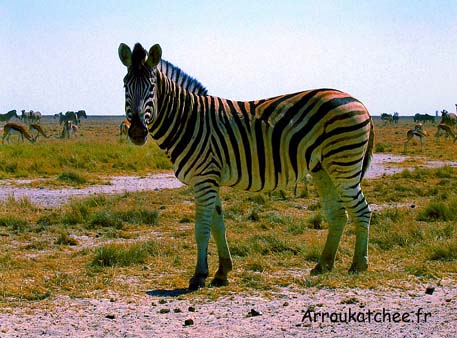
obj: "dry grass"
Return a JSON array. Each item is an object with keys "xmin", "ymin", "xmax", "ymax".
[{"xmin": 0, "ymin": 116, "xmax": 457, "ymax": 305}]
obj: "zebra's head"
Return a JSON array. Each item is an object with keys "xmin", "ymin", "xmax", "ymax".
[{"xmin": 118, "ymin": 42, "xmax": 162, "ymax": 145}]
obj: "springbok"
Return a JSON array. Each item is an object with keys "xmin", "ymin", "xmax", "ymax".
[
  {"xmin": 404, "ymin": 123, "xmax": 427, "ymax": 151},
  {"xmin": 2, "ymin": 123, "xmax": 36, "ymax": 144},
  {"xmin": 435, "ymin": 123, "xmax": 457, "ymax": 142},
  {"xmin": 29, "ymin": 124, "xmax": 50, "ymax": 139},
  {"xmin": 119, "ymin": 119, "xmax": 131, "ymax": 142}
]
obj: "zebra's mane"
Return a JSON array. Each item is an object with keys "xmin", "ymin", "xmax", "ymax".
[{"xmin": 158, "ymin": 59, "xmax": 208, "ymax": 96}]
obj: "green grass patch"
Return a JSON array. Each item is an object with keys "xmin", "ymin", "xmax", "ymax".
[{"xmin": 90, "ymin": 240, "xmax": 161, "ymax": 267}]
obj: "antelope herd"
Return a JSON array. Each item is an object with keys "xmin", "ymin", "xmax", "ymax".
[
  {"xmin": 0, "ymin": 109, "xmax": 87, "ymax": 144},
  {"xmin": 2, "ymin": 107, "xmax": 456, "ymax": 148}
]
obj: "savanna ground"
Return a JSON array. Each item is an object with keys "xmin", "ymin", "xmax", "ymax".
[{"xmin": 0, "ymin": 116, "xmax": 456, "ymax": 337}]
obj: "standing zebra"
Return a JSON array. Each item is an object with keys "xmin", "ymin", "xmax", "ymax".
[{"xmin": 119, "ymin": 43, "xmax": 374, "ymax": 290}]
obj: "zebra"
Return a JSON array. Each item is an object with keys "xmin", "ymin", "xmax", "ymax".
[
  {"xmin": 76, "ymin": 110, "xmax": 87, "ymax": 121},
  {"xmin": 439, "ymin": 109, "xmax": 457, "ymax": 127},
  {"xmin": 392, "ymin": 112, "xmax": 399, "ymax": 124},
  {"xmin": 21, "ymin": 110, "xmax": 42, "ymax": 125},
  {"xmin": 59, "ymin": 120, "xmax": 78, "ymax": 139},
  {"xmin": 404, "ymin": 123, "xmax": 427, "ymax": 151},
  {"xmin": 59, "ymin": 111, "xmax": 79, "ymax": 125},
  {"xmin": 2, "ymin": 122, "xmax": 37, "ymax": 143},
  {"xmin": 414, "ymin": 113, "xmax": 435, "ymax": 124},
  {"xmin": 380, "ymin": 113, "xmax": 393, "ymax": 124},
  {"xmin": 118, "ymin": 42, "xmax": 374, "ymax": 290},
  {"xmin": 0, "ymin": 110, "xmax": 19, "ymax": 123}
]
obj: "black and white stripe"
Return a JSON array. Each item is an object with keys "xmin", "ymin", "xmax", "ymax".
[{"xmin": 119, "ymin": 43, "xmax": 374, "ymax": 290}]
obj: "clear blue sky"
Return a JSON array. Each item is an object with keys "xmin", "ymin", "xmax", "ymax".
[{"xmin": 1, "ymin": 1, "xmax": 456, "ymax": 116}]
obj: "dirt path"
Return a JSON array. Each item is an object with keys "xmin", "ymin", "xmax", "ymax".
[{"xmin": 1, "ymin": 154, "xmax": 456, "ymax": 208}]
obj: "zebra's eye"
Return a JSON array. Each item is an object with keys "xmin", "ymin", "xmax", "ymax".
[{"xmin": 144, "ymin": 112, "xmax": 151, "ymax": 121}]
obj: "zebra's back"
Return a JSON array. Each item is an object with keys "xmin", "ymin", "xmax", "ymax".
[{"xmin": 174, "ymin": 88, "xmax": 372, "ymax": 192}]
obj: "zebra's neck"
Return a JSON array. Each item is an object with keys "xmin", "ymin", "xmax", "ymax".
[{"xmin": 150, "ymin": 71, "xmax": 202, "ymax": 160}]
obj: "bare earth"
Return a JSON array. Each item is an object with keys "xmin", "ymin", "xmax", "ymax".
[
  {"xmin": 1, "ymin": 154, "xmax": 457, "ymax": 337},
  {"xmin": 1, "ymin": 282, "xmax": 456, "ymax": 337}
]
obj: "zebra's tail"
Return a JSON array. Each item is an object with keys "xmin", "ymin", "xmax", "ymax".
[{"xmin": 360, "ymin": 118, "xmax": 374, "ymax": 180}]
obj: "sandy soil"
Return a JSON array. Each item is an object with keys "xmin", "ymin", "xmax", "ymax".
[{"xmin": 1, "ymin": 282, "xmax": 456, "ymax": 337}]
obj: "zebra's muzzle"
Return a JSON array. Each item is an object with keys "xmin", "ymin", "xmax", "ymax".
[{"xmin": 128, "ymin": 122, "xmax": 149, "ymax": 145}]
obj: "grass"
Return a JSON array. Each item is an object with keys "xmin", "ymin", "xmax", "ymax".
[{"xmin": 0, "ymin": 116, "xmax": 457, "ymax": 304}]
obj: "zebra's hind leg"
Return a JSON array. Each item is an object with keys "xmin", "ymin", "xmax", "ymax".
[
  {"xmin": 208, "ymin": 196, "xmax": 232, "ymax": 287},
  {"xmin": 309, "ymin": 169, "xmax": 348, "ymax": 275},
  {"xmin": 337, "ymin": 181, "xmax": 372, "ymax": 274}
]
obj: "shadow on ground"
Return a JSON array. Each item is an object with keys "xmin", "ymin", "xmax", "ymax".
[{"xmin": 146, "ymin": 288, "xmax": 191, "ymax": 297}]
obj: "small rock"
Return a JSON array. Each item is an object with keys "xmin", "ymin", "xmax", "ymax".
[
  {"xmin": 283, "ymin": 301, "xmax": 289, "ymax": 307},
  {"xmin": 188, "ymin": 306, "xmax": 196, "ymax": 312},
  {"xmin": 174, "ymin": 308, "xmax": 182, "ymax": 313},
  {"xmin": 159, "ymin": 308, "xmax": 170, "ymax": 314},
  {"xmin": 248, "ymin": 308, "xmax": 262, "ymax": 317},
  {"xmin": 184, "ymin": 319, "xmax": 194, "ymax": 326},
  {"xmin": 159, "ymin": 299, "xmax": 167, "ymax": 304},
  {"xmin": 425, "ymin": 287, "xmax": 435, "ymax": 295},
  {"xmin": 105, "ymin": 314, "xmax": 115, "ymax": 320}
]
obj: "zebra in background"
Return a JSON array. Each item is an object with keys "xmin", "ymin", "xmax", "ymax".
[
  {"xmin": 439, "ymin": 109, "xmax": 457, "ymax": 127},
  {"xmin": 119, "ymin": 43, "xmax": 374, "ymax": 290},
  {"xmin": 0, "ymin": 110, "xmax": 19, "ymax": 122},
  {"xmin": 392, "ymin": 112, "xmax": 399, "ymax": 123},
  {"xmin": 380, "ymin": 113, "xmax": 393, "ymax": 124}
]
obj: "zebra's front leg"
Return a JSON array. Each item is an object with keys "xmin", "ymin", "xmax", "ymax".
[
  {"xmin": 188, "ymin": 186, "xmax": 218, "ymax": 291},
  {"xmin": 209, "ymin": 196, "xmax": 232, "ymax": 287}
]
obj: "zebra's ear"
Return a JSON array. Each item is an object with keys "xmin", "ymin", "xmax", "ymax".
[
  {"xmin": 118, "ymin": 43, "xmax": 132, "ymax": 67},
  {"xmin": 146, "ymin": 44, "xmax": 162, "ymax": 68}
]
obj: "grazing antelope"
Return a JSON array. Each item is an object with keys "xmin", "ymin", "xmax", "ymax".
[
  {"xmin": 119, "ymin": 119, "xmax": 131, "ymax": 142},
  {"xmin": 404, "ymin": 123, "xmax": 427, "ymax": 151},
  {"xmin": 59, "ymin": 120, "xmax": 78, "ymax": 139},
  {"xmin": 29, "ymin": 124, "xmax": 50, "ymax": 139},
  {"xmin": 2, "ymin": 123, "xmax": 36, "ymax": 144},
  {"xmin": 435, "ymin": 123, "xmax": 456, "ymax": 142}
]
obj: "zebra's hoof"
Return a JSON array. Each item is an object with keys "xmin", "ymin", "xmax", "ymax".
[
  {"xmin": 348, "ymin": 262, "xmax": 368, "ymax": 274},
  {"xmin": 188, "ymin": 275, "xmax": 206, "ymax": 291},
  {"xmin": 209, "ymin": 277, "xmax": 228, "ymax": 287}
]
